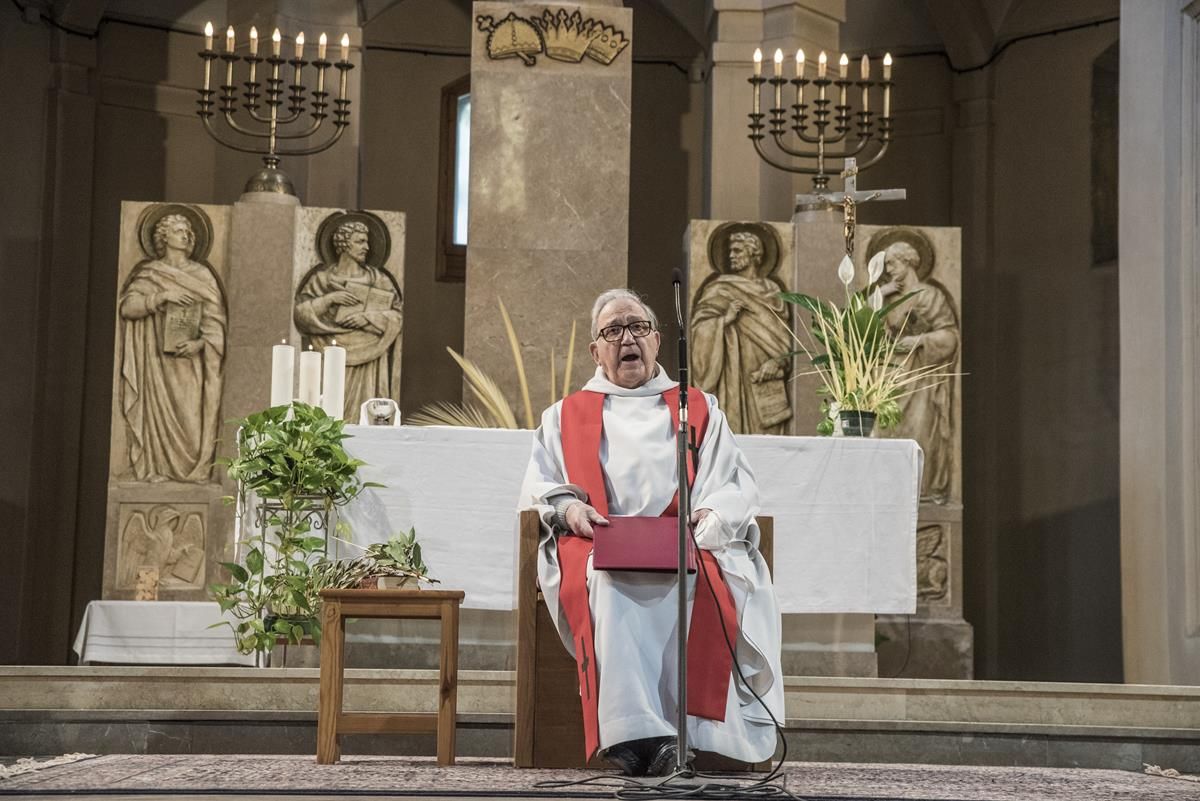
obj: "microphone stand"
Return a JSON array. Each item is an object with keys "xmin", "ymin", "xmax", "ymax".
[{"xmin": 672, "ymin": 271, "xmax": 691, "ymax": 776}]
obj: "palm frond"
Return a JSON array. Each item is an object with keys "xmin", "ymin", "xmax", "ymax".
[
  {"xmin": 444, "ymin": 347, "xmax": 519, "ymax": 428},
  {"xmin": 408, "ymin": 401, "xmax": 501, "ymax": 429},
  {"xmin": 562, "ymin": 320, "xmax": 577, "ymax": 399},
  {"xmin": 498, "ymin": 299, "xmax": 535, "ymax": 429}
]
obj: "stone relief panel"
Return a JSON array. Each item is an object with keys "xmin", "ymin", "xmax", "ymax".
[
  {"xmin": 116, "ymin": 204, "xmax": 227, "ymax": 483},
  {"xmin": 293, "ymin": 209, "xmax": 405, "ymax": 422},
  {"xmin": 863, "ymin": 226, "xmax": 962, "ymax": 505},
  {"xmin": 687, "ymin": 220, "xmax": 794, "ymax": 435},
  {"xmin": 115, "ymin": 502, "xmax": 208, "ymax": 591},
  {"xmin": 916, "ymin": 523, "xmax": 949, "ymax": 604}
]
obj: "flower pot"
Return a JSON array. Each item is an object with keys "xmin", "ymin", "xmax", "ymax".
[
  {"xmin": 378, "ymin": 575, "xmax": 415, "ymax": 590},
  {"xmin": 838, "ymin": 410, "xmax": 876, "ymax": 437}
]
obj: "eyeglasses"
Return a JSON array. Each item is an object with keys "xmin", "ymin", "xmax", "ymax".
[{"xmin": 595, "ymin": 320, "xmax": 654, "ymax": 342}]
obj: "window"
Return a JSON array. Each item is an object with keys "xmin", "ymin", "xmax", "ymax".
[{"xmin": 437, "ymin": 74, "xmax": 470, "ymax": 282}]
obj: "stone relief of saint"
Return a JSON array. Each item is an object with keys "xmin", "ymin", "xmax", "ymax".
[
  {"xmin": 871, "ymin": 229, "xmax": 960, "ymax": 503},
  {"xmin": 118, "ymin": 206, "xmax": 227, "ymax": 483},
  {"xmin": 294, "ymin": 213, "xmax": 403, "ymax": 422},
  {"xmin": 691, "ymin": 223, "xmax": 793, "ymax": 435},
  {"xmin": 117, "ymin": 504, "xmax": 206, "ymax": 590}
]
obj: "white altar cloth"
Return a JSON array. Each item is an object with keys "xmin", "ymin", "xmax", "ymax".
[
  {"xmin": 341, "ymin": 426, "xmax": 920, "ymax": 615},
  {"xmin": 72, "ymin": 601, "xmax": 255, "ymax": 665}
]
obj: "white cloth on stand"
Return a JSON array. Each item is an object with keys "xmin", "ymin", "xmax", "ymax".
[
  {"xmin": 72, "ymin": 601, "xmax": 255, "ymax": 665},
  {"xmin": 519, "ymin": 366, "xmax": 783, "ymax": 762}
]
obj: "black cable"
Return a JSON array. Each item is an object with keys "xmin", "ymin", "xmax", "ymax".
[
  {"xmin": 873, "ymin": 14, "xmax": 1119, "ymax": 75},
  {"xmin": 535, "ymin": 517, "xmax": 806, "ymax": 800}
]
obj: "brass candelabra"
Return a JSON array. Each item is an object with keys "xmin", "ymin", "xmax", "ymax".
[
  {"xmin": 196, "ymin": 23, "xmax": 355, "ymax": 195},
  {"xmin": 748, "ymin": 47, "xmax": 895, "ymax": 190}
]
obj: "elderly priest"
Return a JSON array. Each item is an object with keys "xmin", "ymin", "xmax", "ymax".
[{"xmin": 520, "ymin": 288, "xmax": 783, "ymax": 776}]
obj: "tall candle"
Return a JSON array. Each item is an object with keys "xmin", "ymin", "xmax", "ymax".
[
  {"xmin": 298, "ymin": 346, "xmax": 322, "ymax": 406},
  {"xmin": 753, "ymin": 47, "xmax": 762, "ymax": 77},
  {"xmin": 796, "ymin": 49, "xmax": 805, "ymax": 105},
  {"xmin": 318, "ymin": 32, "xmax": 328, "ymax": 60},
  {"xmin": 295, "ymin": 31, "xmax": 304, "ymax": 59},
  {"xmin": 860, "ymin": 54, "xmax": 870, "ymax": 79},
  {"xmin": 204, "ymin": 21, "xmax": 213, "ymax": 51},
  {"xmin": 883, "ymin": 52, "xmax": 893, "ymax": 80},
  {"xmin": 340, "ymin": 33, "xmax": 350, "ymax": 62},
  {"xmin": 772, "ymin": 48, "xmax": 783, "ymax": 109},
  {"xmin": 270, "ymin": 341, "xmax": 295, "ymax": 407},
  {"xmin": 838, "ymin": 53, "xmax": 848, "ymax": 79},
  {"xmin": 272, "ymin": 28, "xmax": 282, "ymax": 57},
  {"xmin": 321, "ymin": 341, "xmax": 346, "ymax": 420},
  {"xmin": 249, "ymin": 26, "xmax": 258, "ymax": 55},
  {"xmin": 225, "ymin": 25, "xmax": 234, "ymax": 53},
  {"xmin": 817, "ymin": 50, "xmax": 827, "ymax": 79}
]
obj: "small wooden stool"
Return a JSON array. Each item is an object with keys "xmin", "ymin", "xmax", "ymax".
[{"xmin": 316, "ymin": 588, "xmax": 465, "ymax": 765}]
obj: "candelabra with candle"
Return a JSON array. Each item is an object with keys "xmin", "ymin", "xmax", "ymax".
[
  {"xmin": 196, "ymin": 23, "xmax": 355, "ymax": 196},
  {"xmin": 748, "ymin": 46, "xmax": 895, "ymax": 191}
]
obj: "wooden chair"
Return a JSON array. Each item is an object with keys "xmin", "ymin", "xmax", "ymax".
[{"xmin": 514, "ymin": 510, "xmax": 774, "ymax": 769}]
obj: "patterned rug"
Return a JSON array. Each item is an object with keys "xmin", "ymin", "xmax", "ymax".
[{"xmin": 0, "ymin": 755, "xmax": 1195, "ymax": 800}]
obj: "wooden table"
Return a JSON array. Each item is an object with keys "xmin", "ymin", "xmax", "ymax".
[{"xmin": 316, "ymin": 589, "xmax": 465, "ymax": 765}]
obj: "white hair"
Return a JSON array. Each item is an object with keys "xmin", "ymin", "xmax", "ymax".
[{"xmin": 589, "ymin": 288, "xmax": 658, "ymax": 339}]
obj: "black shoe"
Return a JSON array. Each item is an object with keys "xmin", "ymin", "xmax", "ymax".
[
  {"xmin": 602, "ymin": 741, "xmax": 648, "ymax": 776},
  {"xmin": 647, "ymin": 737, "xmax": 694, "ymax": 777}
]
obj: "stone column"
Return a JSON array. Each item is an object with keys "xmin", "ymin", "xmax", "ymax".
[
  {"xmin": 706, "ymin": 0, "xmax": 843, "ymax": 222},
  {"xmin": 19, "ymin": 29, "xmax": 99, "ymax": 663},
  {"xmin": 1118, "ymin": 0, "xmax": 1200, "ymax": 684},
  {"xmin": 464, "ymin": 2, "xmax": 633, "ymax": 424}
]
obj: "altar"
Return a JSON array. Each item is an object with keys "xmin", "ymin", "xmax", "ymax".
[{"xmin": 339, "ymin": 425, "xmax": 921, "ymax": 615}]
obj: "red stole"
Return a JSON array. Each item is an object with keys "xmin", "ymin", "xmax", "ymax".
[{"xmin": 556, "ymin": 385, "xmax": 739, "ymax": 759}]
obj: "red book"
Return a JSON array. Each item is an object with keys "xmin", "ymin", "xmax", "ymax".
[{"xmin": 592, "ymin": 515, "xmax": 698, "ymax": 574}]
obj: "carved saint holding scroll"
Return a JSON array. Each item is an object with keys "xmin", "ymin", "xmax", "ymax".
[
  {"xmin": 118, "ymin": 212, "xmax": 226, "ymax": 482},
  {"xmin": 878, "ymin": 240, "xmax": 959, "ymax": 503},
  {"xmin": 294, "ymin": 219, "xmax": 403, "ymax": 421},
  {"xmin": 691, "ymin": 228, "xmax": 793, "ymax": 435}
]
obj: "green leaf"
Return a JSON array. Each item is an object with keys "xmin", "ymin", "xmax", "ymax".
[
  {"xmin": 245, "ymin": 548, "xmax": 264, "ymax": 576},
  {"xmin": 220, "ymin": 562, "xmax": 249, "ymax": 584}
]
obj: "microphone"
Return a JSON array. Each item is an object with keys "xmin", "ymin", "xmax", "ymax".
[{"xmin": 671, "ymin": 267, "xmax": 686, "ymax": 328}]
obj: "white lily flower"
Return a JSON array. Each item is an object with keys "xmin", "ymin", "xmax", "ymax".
[
  {"xmin": 869, "ymin": 286, "xmax": 884, "ymax": 311},
  {"xmin": 867, "ymin": 251, "xmax": 886, "ymax": 284},
  {"xmin": 837, "ymin": 254, "xmax": 855, "ymax": 286}
]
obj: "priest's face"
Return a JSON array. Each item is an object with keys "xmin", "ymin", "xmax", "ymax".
[{"xmin": 590, "ymin": 298, "xmax": 660, "ymax": 389}]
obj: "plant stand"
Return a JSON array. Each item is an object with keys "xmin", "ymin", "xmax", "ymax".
[{"xmin": 316, "ymin": 588, "xmax": 466, "ymax": 765}]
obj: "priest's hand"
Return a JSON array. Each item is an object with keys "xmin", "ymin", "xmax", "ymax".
[{"xmin": 565, "ymin": 501, "xmax": 608, "ymax": 538}]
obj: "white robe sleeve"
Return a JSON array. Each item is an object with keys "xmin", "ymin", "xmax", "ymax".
[{"xmin": 519, "ymin": 401, "xmax": 588, "ymax": 528}]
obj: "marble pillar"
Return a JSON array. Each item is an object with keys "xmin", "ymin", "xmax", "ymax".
[
  {"xmin": 463, "ymin": 2, "xmax": 633, "ymax": 426},
  {"xmin": 102, "ymin": 195, "xmax": 406, "ymax": 599},
  {"xmin": 706, "ymin": 1, "xmax": 843, "ymax": 222}
]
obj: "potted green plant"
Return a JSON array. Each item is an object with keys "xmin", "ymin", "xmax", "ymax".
[
  {"xmin": 782, "ymin": 252, "xmax": 955, "ymax": 437},
  {"xmin": 209, "ymin": 402, "xmax": 376, "ymax": 657},
  {"xmin": 311, "ymin": 527, "xmax": 439, "ymax": 591}
]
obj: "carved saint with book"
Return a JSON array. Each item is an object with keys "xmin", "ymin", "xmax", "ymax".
[{"xmin": 295, "ymin": 212, "xmax": 404, "ymax": 422}]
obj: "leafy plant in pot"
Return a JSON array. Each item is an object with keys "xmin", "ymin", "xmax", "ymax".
[
  {"xmin": 209, "ymin": 402, "xmax": 376, "ymax": 656},
  {"xmin": 781, "ymin": 251, "xmax": 956, "ymax": 437},
  {"xmin": 311, "ymin": 527, "xmax": 440, "ymax": 592}
]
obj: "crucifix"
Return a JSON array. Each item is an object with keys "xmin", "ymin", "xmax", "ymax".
[{"xmin": 794, "ymin": 157, "xmax": 907, "ymax": 256}]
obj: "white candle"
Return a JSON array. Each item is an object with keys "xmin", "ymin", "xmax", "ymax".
[
  {"xmin": 818, "ymin": 50, "xmax": 827, "ymax": 78},
  {"xmin": 321, "ymin": 342, "xmax": 347, "ymax": 420},
  {"xmin": 270, "ymin": 341, "xmax": 295, "ymax": 407},
  {"xmin": 883, "ymin": 52, "xmax": 893, "ymax": 80},
  {"xmin": 318, "ymin": 32, "xmax": 328, "ymax": 60},
  {"xmin": 295, "ymin": 31, "xmax": 304, "ymax": 59},
  {"xmin": 860, "ymin": 54, "xmax": 870, "ymax": 80},
  {"xmin": 204, "ymin": 21, "xmax": 213, "ymax": 51},
  {"xmin": 795, "ymin": 48, "xmax": 805, "ymax": 76},
  {"xmin": 298, "ymin": 346, "xmax": 322, "ymax": 406},
  {"xmin": 272, "ymin": 28, "xmax": 281, "ymax": 57},
  {"xmin": 753, "ymin": 47, "xmax": 762, "ymax": 77},
  {"xmin": 839, "ymin": 53, "xmax": 849, "ymax": 79},
  {"xmin": 249, "ymin": 26, "xmax": 258, "ymax": 55},
  {"xmin": 340, "ymin": 33, "xmax": 350, "ymax": 62},
  {"xmin": 225, "ymin": 25, "xmax": 235, "ymax": 53}
]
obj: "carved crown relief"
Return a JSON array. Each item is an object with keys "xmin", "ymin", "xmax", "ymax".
[{"xmin": 476, "ymin": 9, "xmax": 630, "ymax": 67}]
